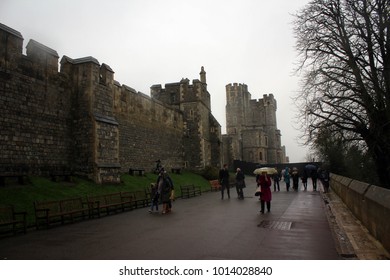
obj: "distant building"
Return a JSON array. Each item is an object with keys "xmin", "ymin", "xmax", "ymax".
[{"xmin": 222, "ymin": 83, "xmax": 288, "ymax": 167}]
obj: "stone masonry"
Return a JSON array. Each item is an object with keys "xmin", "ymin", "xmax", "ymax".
[
  {"xmin": 0, "ymin": 23, "xmax": 221, "ymax": 183},
  {"xmin": 222, "ymin": 83, "xmax": 287, "ymax": 167}
]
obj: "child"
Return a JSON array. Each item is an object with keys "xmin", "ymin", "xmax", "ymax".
[{"xmin": 149, "ymin": 183, "xmax": 159, "ymax": 213}]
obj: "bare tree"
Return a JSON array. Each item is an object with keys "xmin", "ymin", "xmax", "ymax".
[{"xmin": 293, "ymin": 0, "xmax": 390, "ymax": 188}]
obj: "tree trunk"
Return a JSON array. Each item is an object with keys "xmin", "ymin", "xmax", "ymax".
[{"xmin": 367, "ymin": 136, "xmax": 390, "ymax": 189}]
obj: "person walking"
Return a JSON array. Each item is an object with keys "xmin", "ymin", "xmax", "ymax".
[
  {"xmin": 219, "ymin": 164, "xmax": 230, "ymax": 199},
  {"xmin": 284, "ymin": 167, "xmax": 291, "ymax": 191},
  {"xmin": 156, "ymin": 170, "xmax": 174, "ymax": 214},
  {"xmin": 311, "ymin": 168, "xmax": 318, "ymax": 191},
  {"xmin": 292, "ymin": 169, "xmax": 300, "ymax": 191},
  {"xmin": 257, "ymin": 171, "xmax": 272, "ymax": 213},
  {"xmin": 235, "ymin": 168, "xmax": 245, "ymax": 199},
  {"xmin": 319, "ymin": 169, "xmax": 330, "ymax": 193},
  {"xmin": 148, "ymin": 183, "xmax": 159, "ymax": 213},
  {"xmin": 273, "ymin": 171, "xmax": 280, "ymax": 192},
  {"xmin": 302, "ymin": 170, "xmax": 308, "ymax": 191}
]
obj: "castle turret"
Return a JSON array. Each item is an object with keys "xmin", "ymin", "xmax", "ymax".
[
  {"xmin": 200, "ymin": 66, "xmax": 206, "ymax": 84},
  {"xmin": 225, "ymin": 83, "xmax": 251, "ymax": 161}
]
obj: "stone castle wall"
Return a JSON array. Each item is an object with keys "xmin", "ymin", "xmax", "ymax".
[
  {"xmin": 113, "ymin": 84, "xmax": 184, "ymax": 172},
  {"xmin": 0, "ymin": 26, "xmax": 74, "ymax": 175},
  {"xmin": 330, "ymin": 174, "xmax": 390, "ymax": 254},
  {"xmin": 0, "ymin": 22, "xmax": 218, "ymax": 183}
]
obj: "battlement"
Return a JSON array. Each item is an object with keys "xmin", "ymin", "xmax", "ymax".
[
  {"xmin": 151, "ymin": 70, "xmax": 211, "ymax": 110},
  {"xmin": 61, "ymin": 55, "xmax": 99, "ymax": 65},
  {"xmin": 262, "ymin": 93, "xmax": 275, "ymax": 101},
  {"xmin": 260, "ymin": 93, "xmax": 277, "ymax": 109},
  {"xmin": 0, "ymin": 22, "xmax": 23, "ymax": 39},
  {"xmin": 0, "ymin": 22, "xmax": 23, "ymax": 71},
  {"xmin": 225, "ymin": 83, "xmax": 248, "ymax": 92},
  {"xmin": 26, "ymin": 39, "xmax": 59, "ymax": 72},
  {"xmin": 247, "ymin": 93, "xmax": 277, "ymax": 108},
  {"xmin": 151, "ymin": 77, "xmax": 201, "ymax": 92}
]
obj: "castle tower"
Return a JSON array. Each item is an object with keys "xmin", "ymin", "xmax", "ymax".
[
  {"xmin": 225, "ymin": 83, "xmax": 251, "ymax": 161},
  {"xmin": 60, "ymin": 56, "xmax": 120, "ymax": 184},
  {"xmin": 261, "ymin": 94, "xmax": 279, "ymax": 163},
  {"xmin": 225, "ymin": 84, "xmax": 285, "ymax": 165}
]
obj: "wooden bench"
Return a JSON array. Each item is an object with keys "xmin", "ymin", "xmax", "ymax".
[
  {"xmin": 34, "ymin": 197, "xmax": 90, "ymax": 229},
  {"xmin": 122, "ymin": 189, "xmax": 150, "ymax": 209},
  {"xmin": 180, "ymin": 184, "xmax": 201, "ymax": 199},
  {"xmin": 87, "ymin": 192, "xmax": 133, "ymax": 217},
  {"xmin": 0, "ymin": 205, "xmax": 27, "ymax": 235},
  {"xmin": 129, "ymin": 168, "xmax": 145, "ymax": 176},
  {"xmin": 209, "ymin": 180, "xmax": 221, "ymax": 191}
]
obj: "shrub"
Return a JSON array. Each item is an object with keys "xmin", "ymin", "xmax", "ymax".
[{"xmin": 199, "ymin": 166, "xmax": 219, "ymax": 180}]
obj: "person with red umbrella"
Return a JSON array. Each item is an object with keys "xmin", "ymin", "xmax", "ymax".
[{"xmin": 256, "ymin": 170, "xmax": 272, "ymax": 213}]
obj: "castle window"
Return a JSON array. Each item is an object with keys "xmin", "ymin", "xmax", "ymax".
[
  {"xmin": 170, "ymin": 93, "xmax": 176, "ymax": 103},
  {"xmin": 265, "ymin": 136, "xmax": 268, "ymax": 146},
  {"xmin": 259, "ymin": 152, "xmax": 263, "ymax": 161}
]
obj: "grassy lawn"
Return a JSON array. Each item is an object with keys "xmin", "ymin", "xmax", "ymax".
[{"xmin": 0, "ymin": 171, "xmax": 212, "ymax": 227}]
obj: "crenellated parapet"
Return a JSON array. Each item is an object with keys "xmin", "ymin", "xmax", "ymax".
[
  {"xmin": 151, "ymin": 72, "xmax": 211, "ymax": 111},
  {"xmin": 260, "ymin": 93, "xmax": 277, "ymax": 110}
]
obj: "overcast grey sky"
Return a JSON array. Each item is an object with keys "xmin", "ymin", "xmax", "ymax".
[{"xmin": 1, "ymin": 0, "xmax": 311, "ymax": 162}]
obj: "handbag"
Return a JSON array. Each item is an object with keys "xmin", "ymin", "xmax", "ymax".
[
  {"xmin": 254, "ymin": 186, "xmax": 262, "ymax": 196},
  {"xmin": 170, "ymin": 190, "xmax": 175, "ymax": 201}
]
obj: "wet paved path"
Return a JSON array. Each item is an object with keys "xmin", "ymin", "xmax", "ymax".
[{"xmin": 0, "ymin": 180, "xmax": 345, "ymax": 260}]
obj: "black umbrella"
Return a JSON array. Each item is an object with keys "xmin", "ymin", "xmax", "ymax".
[{"xmin": 305, "ymin": 164, "xmax": 317, "ymax": 171}]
